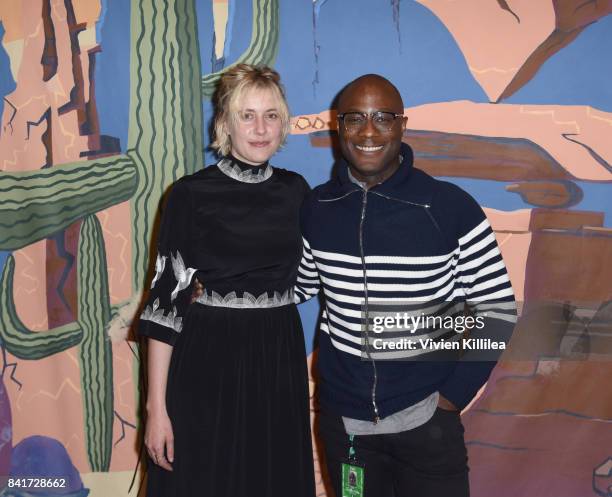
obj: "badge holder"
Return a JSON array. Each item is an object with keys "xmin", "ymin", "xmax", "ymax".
[{"xmin": 341, "ymin": 434, "xmax": 365, "ymax": 497}]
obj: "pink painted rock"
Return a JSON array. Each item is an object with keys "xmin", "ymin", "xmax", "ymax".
[{"xmin": 416, "ymin": 0, "xmax": 612, "ymax": 101}]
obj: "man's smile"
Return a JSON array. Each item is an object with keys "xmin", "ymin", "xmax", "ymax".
[{"xmin": 355, "ymin": 144, "xmax": 384, "ymax": 152}]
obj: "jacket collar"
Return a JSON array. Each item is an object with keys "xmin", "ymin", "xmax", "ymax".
[{"xmin": 319, "ymin": 143, "xmax": 435, "ymax": 205}]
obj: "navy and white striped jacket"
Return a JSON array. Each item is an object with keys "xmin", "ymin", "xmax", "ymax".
[{"xmin": 295, "ymin": 144, "xmax": 516, "ymax": 421}]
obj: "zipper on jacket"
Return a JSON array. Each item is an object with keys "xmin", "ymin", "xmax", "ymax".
[
  {"xmin": 358, "ymin": 189, "xmax": 380, "ymax": 423},
  {"xmin": 370, "ymin": 190, "xmax": 443, "ymax": 236},
  {"xmin": 318, "ymin": 190, "xmax": 359, "ymax": 202},
  {"xmin": 317, "ymin": 185, "xmax": 443, "ymax": 423}
]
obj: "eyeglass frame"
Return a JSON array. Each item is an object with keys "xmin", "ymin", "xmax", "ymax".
[{"xmin": 337, "ymin": 111, "xmax": 405, "ymax": 133}]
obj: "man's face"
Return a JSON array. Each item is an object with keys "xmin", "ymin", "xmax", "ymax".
[{"xmin": 337, "ymin": 79, "xmax": 406, "ymax": 184}]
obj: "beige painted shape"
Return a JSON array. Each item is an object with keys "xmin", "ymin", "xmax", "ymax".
[
  {"xmin": 78, "ymin": 27, "xmax": 98, "ymax": 52},
  {"xmin": 416, "ymin": 0, "xmax": 555, "ymax": 101},
  {"xmin": 213, "ymin": 0, "xmax": 229, "ymax": 59},
  {"xmin": 1, "ymin": 38, "xmax": 24, "ymax": 81}
]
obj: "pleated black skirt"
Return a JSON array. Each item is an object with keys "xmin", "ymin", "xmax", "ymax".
[{"xmin": 145, "ymin": 302, "xmax": 316, "ymax": 497}]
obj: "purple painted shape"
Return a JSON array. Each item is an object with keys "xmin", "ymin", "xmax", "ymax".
[
  {"xmin": 9, "ymin": 436, "xmax": 89, "ymax": 495},
  {"xmin": 0, "ymin": 376, "xmax": 12, "ymax": 485}
]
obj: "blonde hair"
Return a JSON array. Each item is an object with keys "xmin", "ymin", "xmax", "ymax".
[{"xmin": 211, "ymin": 64, "xmax": 291, "ymax": 156}]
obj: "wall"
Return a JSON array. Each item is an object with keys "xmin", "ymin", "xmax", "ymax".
[{"xmin": 0, "ymin": 1, "xmax": 610, "ymax": 495}]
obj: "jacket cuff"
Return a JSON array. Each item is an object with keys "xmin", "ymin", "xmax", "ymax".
[{"xmin": 438, "ymin": 361, "xmax": 496, "ymax": 410}]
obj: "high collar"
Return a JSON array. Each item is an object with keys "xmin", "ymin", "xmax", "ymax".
[
  {"xmin": 217, "ymin": 154, "xmax": 273, "ymax": 183},
  {"xmin": 324, "ymin": 143, "xmax": 434, "ymax": 205},
  {"xmin": 228, "ymin": 154, "xmax": 269, "ymax": 173}
]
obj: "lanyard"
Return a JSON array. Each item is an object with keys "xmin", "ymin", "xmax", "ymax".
[{"xmin": 348, "ymin": 434, "xmax": 356, "ymax": 461}]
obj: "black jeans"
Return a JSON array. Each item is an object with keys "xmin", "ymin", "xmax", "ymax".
[{"xmin": 318, "ymin": 407, "xmax": 469, "ymax": 497}]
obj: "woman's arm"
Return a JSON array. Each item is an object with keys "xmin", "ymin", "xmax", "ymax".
[
  {"xmin": 138, "ymin": 179, "xmax": 195, "ymax": 470},
  {"xmin": 144, "ymin": 339, "xmax": 174, "ymax": 471}
]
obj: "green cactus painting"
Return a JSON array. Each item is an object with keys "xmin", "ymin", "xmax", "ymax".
[{"xmin": 0, "ymin": 0, "xmax": 203, "ymax": 472}]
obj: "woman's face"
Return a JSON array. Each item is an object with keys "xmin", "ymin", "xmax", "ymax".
[{"xmin": 227, "ymin": 88, "xmax": 284, "ymax": 165}]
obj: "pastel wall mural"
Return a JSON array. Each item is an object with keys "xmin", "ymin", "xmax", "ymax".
[{"xmin": 0, "ymin": 1, "xmax": 610, "ymax": 496}]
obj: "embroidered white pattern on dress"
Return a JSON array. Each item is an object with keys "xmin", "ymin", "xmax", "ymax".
[
  {"xmin": 170, "ymin": 250, "xmax": 197, "ymax": 301},
  {"xmin": 151, "ymin": 254, "xmax": 167, "ymax": 289},
  {"xmin": 217, "ymin": 158, "xmax": 273, "ymax": 184},
  {"xmin": 140, "ymin": 298, "xmax": 183, "ymax": 332},
  {"xmin": 196, "ymin": 289, "xmax": 294, "ymax": 308}
]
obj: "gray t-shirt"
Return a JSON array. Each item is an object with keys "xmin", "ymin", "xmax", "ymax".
[{"xmin": 342, "ymin": 391, "xmax": 439, "ymax": 435}]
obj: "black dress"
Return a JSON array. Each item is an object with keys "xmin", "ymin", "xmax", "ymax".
[{"xmin": 138, "ymin": 156, "xmax": 315, "ymax": 497}]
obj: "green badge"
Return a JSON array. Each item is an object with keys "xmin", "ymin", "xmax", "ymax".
[{"xmin": 342, "ymin": 461, "xmax": 364, "ymax": 497}]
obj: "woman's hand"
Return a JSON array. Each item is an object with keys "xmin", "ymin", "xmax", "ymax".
[{"xmin": 145, "ymin": 407, "xmax": 174, "ymax": 471}]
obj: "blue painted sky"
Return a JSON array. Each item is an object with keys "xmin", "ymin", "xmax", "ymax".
[
  {"xmin": 505, "ymin": 14, "xmax": 612, "ymax": 111},
  {"xmin": 0, "ymin": 22, "xmax": 16, "ymax": 134},
  {"xmin": 199, "ymin": 0, "xmax": 488, "ymax": 117},
  {"xmin": 94, "ymin": 0, "xmax": 130, "ymax": 151},
  {"xmin": 0, "ymin": 251, "xmax": 8, "ymax": 278},
  {"xmin": 443, "ymin": 178, "xmax": 611, "ymax": 228}
]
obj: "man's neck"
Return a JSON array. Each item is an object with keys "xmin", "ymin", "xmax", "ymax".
[{"xmin": 347, "ymin": 156, "xmax": 402, "ymax": 190}]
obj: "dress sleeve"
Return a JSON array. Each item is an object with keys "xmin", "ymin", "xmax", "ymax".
[{"xmin": 138, "ymin": 180, "xmax": 196, "ymax": 346}]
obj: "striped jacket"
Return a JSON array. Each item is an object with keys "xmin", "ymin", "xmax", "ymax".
[{"xmin": 295, "ymin": 144, "xmax": 516, "ymax": 421}]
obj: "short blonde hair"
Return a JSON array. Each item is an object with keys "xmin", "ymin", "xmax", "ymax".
[{"xmin": 211, "ymin": 64, "xmax": 291, "ymax": 156}]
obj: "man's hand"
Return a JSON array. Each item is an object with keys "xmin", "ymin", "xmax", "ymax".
[
  {"xmin": 437, "ymin": 394, "xmax": 459, "ymax": 412},
  {"xmin": 190, "ymin": 278, "xmax": 204, "ymax": 303}
]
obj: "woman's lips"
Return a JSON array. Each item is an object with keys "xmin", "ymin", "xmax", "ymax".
[{"xmin": 249, "ymin": 141, "xmax": 271, "ymax": 148}]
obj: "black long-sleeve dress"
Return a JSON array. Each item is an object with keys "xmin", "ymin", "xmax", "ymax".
[{"xmin": 138, "ymin": 156, "xmax": 315, "ymax": 497}]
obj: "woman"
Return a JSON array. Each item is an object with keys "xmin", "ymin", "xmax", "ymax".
[{"xmin": 139, "ymin": 64, "xmax": 315, "ymax": 497}]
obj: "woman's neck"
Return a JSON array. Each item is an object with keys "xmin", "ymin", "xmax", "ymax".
[{"xmin": 229, "ymin": 153, "xmax": 268, "ymax": 170}]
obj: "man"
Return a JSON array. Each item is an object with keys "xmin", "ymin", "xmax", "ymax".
[{"xmin": 294, "ymin": 74, "xmax": 516, "ymax": 496}]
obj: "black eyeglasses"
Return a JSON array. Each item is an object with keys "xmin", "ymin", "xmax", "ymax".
[{"xmin": 337, "ymin": 111, "xmax": 404, "ymax": 133}]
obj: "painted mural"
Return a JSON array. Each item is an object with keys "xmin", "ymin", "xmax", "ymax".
[{"xmin": 0, "ymin": 1, "xmax": 610, "ymax": 496}]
